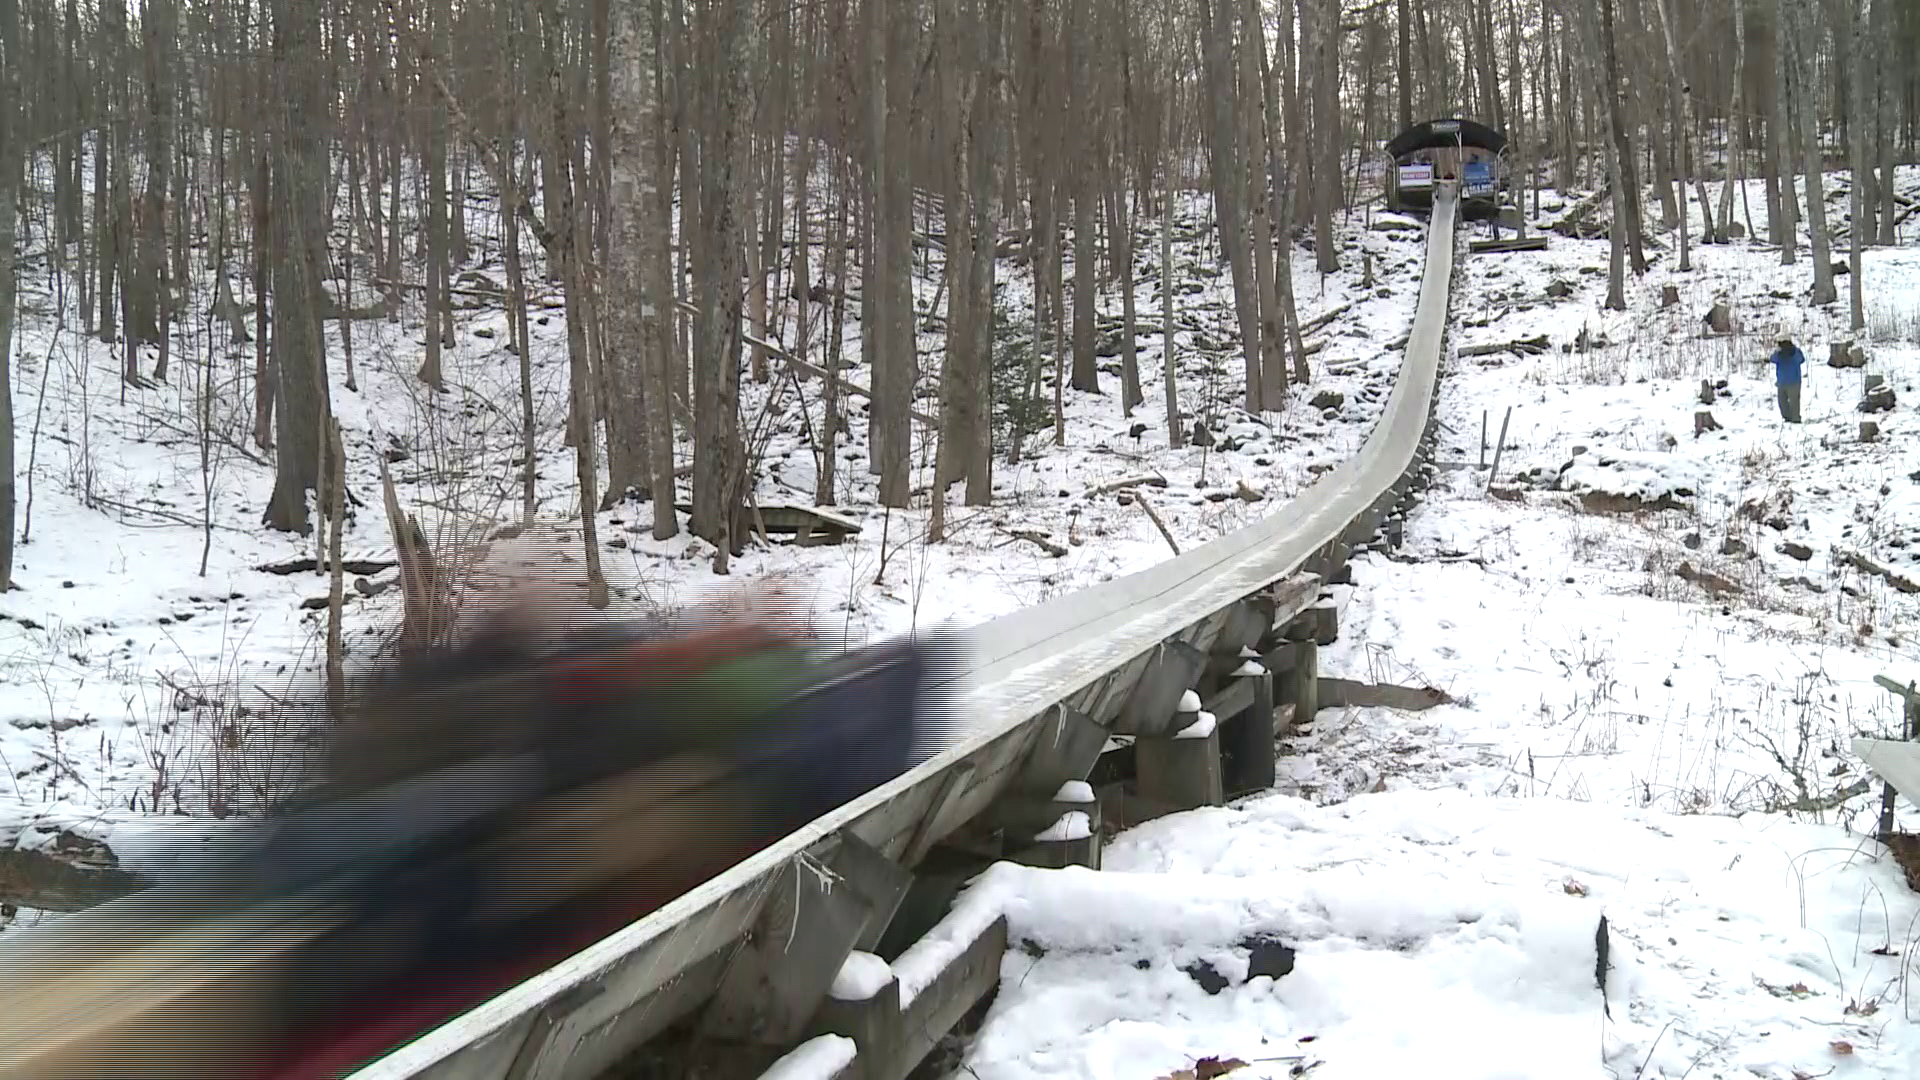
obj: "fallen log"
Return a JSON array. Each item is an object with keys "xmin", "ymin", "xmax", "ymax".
[
  {"xmin": 1549, "ymin": 184, "xmax": 1612, "ymax": 238},
  {"xmin": 1457, "ymin": 334, "xmax": 1551, "ymax": 358},
  {"xmin": 1007, "ymin": 528, "xmax": 1069, "ymax": 558},
  {"xmin": 1838, "ymin": 548, "xmax": 1920, "ymax": 595},
  {"xmin": 1298, "ymin": 302, "xmax": 1354, "ymax": 336},
  {"xmin": 1086, "ymin": 475, "xmax": 1170, "ymax": 497}
]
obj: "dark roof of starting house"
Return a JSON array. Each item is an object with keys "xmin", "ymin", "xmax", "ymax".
[{"xmin": 1385, "ymin": 118, "xmax": 1508, "ymax": 159}]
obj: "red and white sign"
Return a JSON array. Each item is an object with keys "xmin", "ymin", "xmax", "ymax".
[{"xmin": 1398, "ymin": 163, "xmax": 1434, "ymax": 188}]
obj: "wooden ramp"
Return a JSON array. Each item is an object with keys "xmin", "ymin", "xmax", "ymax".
[{"xmin": 1468, "ymin": 235, "xmax": 1549, "ymax": 254}]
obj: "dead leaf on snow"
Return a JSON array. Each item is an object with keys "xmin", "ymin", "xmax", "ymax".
[
  {"xmin": 1153, "ymin": 1056, "xmax": 1251, "ymax": 1080},
  {"xmin": 1563, "ymin": 878, "xmax": 1589, "ymax": 897},
  {"xmin": 1830, "ymin": 1040, "xmax": 1855, "ymax": 1056}
]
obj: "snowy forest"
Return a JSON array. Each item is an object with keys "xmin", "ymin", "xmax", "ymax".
[
  {"xmin": 7, "ymin": 0, "xmax": 1920, "ymax": 1074},
  {"xmin": 3, "ymin": 0, "xmax": 1916, "ymax": 579}
]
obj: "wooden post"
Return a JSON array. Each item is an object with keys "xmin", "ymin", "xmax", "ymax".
[
  {"xmin": 1219, "ymin": 652, "xmax": 1276, "ymax": 797},
  {"xmin": 1486, "ymin": 405, "xmax": 1513, "ymax": 489},
  {"xmin": 1134, "ymin": 692, "xmax": 1225, "ymax": 814}
]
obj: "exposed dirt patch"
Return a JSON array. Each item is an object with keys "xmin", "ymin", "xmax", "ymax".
[{"xmin": 1887, "ymin": 832, "xmax": 1920, "ymax": 894}]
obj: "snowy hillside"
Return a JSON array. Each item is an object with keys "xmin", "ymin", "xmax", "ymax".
[{"xmin": 932, "ymin": 171, "xmax": 1920, "ymax": 1080}]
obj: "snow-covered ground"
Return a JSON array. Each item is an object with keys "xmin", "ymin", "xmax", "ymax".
[{"xmin": 939, "ymin": 173, "xmax": 1920, "ymax": 1079}]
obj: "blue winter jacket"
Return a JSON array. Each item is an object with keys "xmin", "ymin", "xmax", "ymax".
[{"xmin": 1770, "ymin": 345, "xmax": 1806, "ymax": 386}]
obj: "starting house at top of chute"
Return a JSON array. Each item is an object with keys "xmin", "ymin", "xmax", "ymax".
[{"xmin": 1384, "ymin": 117, "xmax": 1508, "ymax": 220}]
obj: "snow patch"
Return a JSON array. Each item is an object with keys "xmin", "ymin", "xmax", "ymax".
[
  {"xmin": 1173, "ymin": 711, "xmax": 1217, "ymax": 740},
  {"xmin": 1053, "ymin": 780, "xmax": 1096, "ymax": 804},
  {"xmin": 828, "ymin": 951, "xmax": 893, "ymax": 1002},
  {"xmin": 1555, "ymin": 444, "xmax": 1705, "ymax": 504},
  {"xmin": 759, "ymin": 1034, "xmax": 858, "ymax": 1080},
  {"xmin": 1035, "ymin": 811, "xmax": 1094, "ymax": 843}
]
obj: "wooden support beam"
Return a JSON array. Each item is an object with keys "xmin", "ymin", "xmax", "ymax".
[
  {"xmin": 811, "ymin": 915, "xmax": 1009, "ymax": 1080},
  {"xmin": 1216, "ymin": 597, "xmax": 1276, "ymax": 657},
  {"xmin": 1308, "ymin": 594, "xmax": 1339, "ymax": 646},
  {"xmin": 699, "ymin": 855, "xmax": 877, "ymax": 1047},
  {"xmin": 830, "ymin": 833, "xmax": 915, "ymax": 954},
  {"xmin": 1009, "ymin": 703, "xmax": 1108, "ymax": 797},
  {"xmin": 1289, "ymin": 640, "xmax": 1320, "ymax": 728},
  {"xmin": 1220, "ymin": 666, "xmax": 1277, "ymax": 797},
  {"xmin": 1005, "ymin": 788, "xmax": 1103, "ymax": 870},
  {"xmin": 1135, "ymin": 702, "xmax": 1225, "ymax": 815},
  {"xmin": 1114, "ymin": 640, "xmax": 1209, "ymax": 736},
  {"xmin": 901, "ymin": 762, "xmax": 979, "ymax": 866}
]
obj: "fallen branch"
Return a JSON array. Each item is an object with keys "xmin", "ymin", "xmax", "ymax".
[
  {"xmin": 1675, "ymin": 560, "xmax": 1742, "ymax": 597},
  {"xmin": 1086, "ymin": 474, "xmax": 1169, "ymax": 497},
  {"xmin": 1298, "ymin": 302, "xmax": 1354, "ymax": 336},
  {"xmin": 1837, "ymin": 548, "xmax": 1920, "ymax": 594},
  {"xmin": 1135, "ymin": 491, "xmax": 1181, "ymax": 555},
  {"xmin": 1458, "ymin": 334, "xmax": 1551, "ymax": 358},
  {"xmin": 1783, "ymin": 778, "xmax": 1873, "ymax": 814},
  {"xmin": 1007, "ymin": 528, "xmax": 1069, "ymax": 558},
  {"xmin": 1381, "ymin": 550, "xmax": 1487, "ymax": 568}
]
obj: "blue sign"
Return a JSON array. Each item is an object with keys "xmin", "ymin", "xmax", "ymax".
[{"xmin": 1463, "ymin": 159, "xmax": 1495, "ymax": 196}]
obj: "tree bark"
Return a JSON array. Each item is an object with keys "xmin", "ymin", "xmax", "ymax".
[
  {"xmin": 1792, "ymin": 0, "xmax": 1837, "ymax": 306},
  {"xmin": 0, "ymin": 0, "xmax": 19, "ymax": 587},
  {"xmin": 261, "ymin": 0, "xmax": 333, "ymax": 535}
]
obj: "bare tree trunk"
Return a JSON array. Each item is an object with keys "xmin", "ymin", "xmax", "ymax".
[
  {"xmin": 690, "ymin": 0, "xmax": 753, "ymax": 549},
  {"xmin": 1651, "ymin": 0, "xmax": 1692, "ymax": 269},
  {"xmin": 1307, "ymin": 0, "xmax": 1341, "ymax": 275},
  {"xmin": 819, "ymin": 156, "xmax": 848, "ymax": 505},
  {"xmin": 1199, "ymin": 0, "xmax": 1263, "ymax": 414},
  {"xmin": 1161, "ymin": 118, "xmax": 1180, "ymax": 448},
  {"xmin": 1240, "ymin": 0, "xmax": 1284, "ymax": 410},
  {"xmin": 1874, "ymin": 0, "xmax": 1897, "ymax": 246},
  {"xmin": 1716, "ymin": 0, "xmax": 1746, "ymax": 242},
  {"xmin": 262, "ymin": 0, "xmax": 332, "ymax": 535},
  {"xmin": 1770, "ymin": 3, "xmax": 1798, "ymax": 264},
  {"xmin": 507, "ymin": 152, "xmax": 538, "ymax": 523},
  {"xmin": 418, "ymin": 0, "xmax": 448, "ymax": 391},
  {"xmin": 1396, "ymin": 0, "xmax": 1411, "ymax": 132},
  {"xmin": 934, "ymin": 0, "xmax": 976, "ymax": 521},
  {"xmin": 868, "ymin": 0, "xmax": 914, "ymax": 505},
  {"xmin": 1846, "ymin": 0, "xmax": 1866, "ymax": 330},
  {"xmin": 1572, "ymin": 0, "xmax": 1629, "ymax": 310},
  {"xmin": 611, "ymin": 0, "xmax": 675, "ymax": 529},
  {"xmin": 0, "ymin": 0, "xmax": 19, "ymax": 588},
  {"xmin": 1792, "ymin": 0, "xmax": 1837, "ymax": 306},
  {"xmin": 1117, "ymin": 176, "xmax": 1144, "ymax": 415},
  {"xmin": 1596, "ymin": 0, "xmax": 1646, "ymax": 274}
]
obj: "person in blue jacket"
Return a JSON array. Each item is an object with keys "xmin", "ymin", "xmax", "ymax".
[{"xmin": 1765, "ymin": 333, "xmax": 1806, "ymax": 423}]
